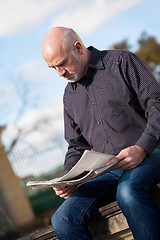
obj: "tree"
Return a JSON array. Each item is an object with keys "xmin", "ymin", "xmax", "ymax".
[
  {"xmin": 135, "ymin": 32, "xmax": 160, "ymax": 81},
  {"xmin": 111, "ymin": 39, "xmax": 130, "ymax": 50}
]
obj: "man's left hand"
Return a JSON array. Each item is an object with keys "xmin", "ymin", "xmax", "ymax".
[{"xmin": 106, "ymin": 145, "xmax": 147, "ymax": 171}]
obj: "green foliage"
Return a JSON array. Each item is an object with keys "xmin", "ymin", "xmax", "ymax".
[
  {"xmin": 20, "ymin": 167, "xmax": 64, "ymax": 215},
  {"xmin": 137, "ymin": 32, "xmax": 160, "ymax": 66},
  {"xmin": 111, "ymin": 39, "xmax": 130, "ymax": 50},
  {"xmin": 136, "ymin": 32, "xmax": 160, "ymax": 81},
  {"xmin": 29, "ymin": 188, "xmax": 64, "ymax": 215}
]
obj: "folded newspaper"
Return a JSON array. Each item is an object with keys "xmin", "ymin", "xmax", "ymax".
[{"xmin": 26, "ymin": 150, "xmax": 116, "ymax": 189}]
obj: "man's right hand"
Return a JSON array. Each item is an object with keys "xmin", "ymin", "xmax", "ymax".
[{"xmin": 53, "ymin": 185, "xmax": 78, "ymax": 199}]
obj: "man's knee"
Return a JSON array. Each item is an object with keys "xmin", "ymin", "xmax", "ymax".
[
  {"xmin": 51, "ymin": 211, "xmax": 61, "ymax": 231},
  {"xmin": 116, "ymin": 180, "xmax": 137, "ymax": 208},
  {"xmin": 51, "ymin": 200, "xmax": 81, "ymax": 230}
]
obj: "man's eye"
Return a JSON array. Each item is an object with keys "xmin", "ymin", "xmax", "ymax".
[
  {"xmin": 59, "ymin": 60, "xmax": 67, "ymax": 67},
  {"xmin": 49, "ymin": 66, "xmax": 55, "ymax": 69}
]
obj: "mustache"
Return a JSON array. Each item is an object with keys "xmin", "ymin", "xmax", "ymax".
[{"xmin": 63, "ymin": 73, "xmax": 72, "ymax": 79}]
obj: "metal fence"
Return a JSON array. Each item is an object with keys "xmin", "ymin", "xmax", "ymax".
[
  {"xmin": 8, "ymin": 133, "xmax": 66, "ymax": 178},
  {"xmin": 6, "ymin": 124, "xmax": 67, "ymax": 216}
]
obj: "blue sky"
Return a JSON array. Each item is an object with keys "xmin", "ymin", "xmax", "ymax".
[{"xmin": 0, "ymin": 0, "xmax": 160, "ymax": 126}]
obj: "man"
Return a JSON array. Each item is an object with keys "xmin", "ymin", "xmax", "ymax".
[{"xmin": 42, "ymin": 27, "xmax": 160, "ymax": 240}]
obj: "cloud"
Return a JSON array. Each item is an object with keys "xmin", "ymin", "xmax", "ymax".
[
  {"xmin": 15, "ymin": 60, "xmax": 48, "ymax": 82},
  {"xmin": 0, "ymin": 0, "xmax": 145, "ymax": 38},
  {"xmin": 51, "ymin": 0, "xmax": 145, "ymax": 35},
  {"xmin": 2, "ymin": 100, "xmax": 64, "ymax": 148},
  {"xmin": 0, "ymin": 0, "xmax": 73, "ymax": 38},
  {"xmin": 0, "ymin": 85, "xmax": 16, "ymax": 104}
]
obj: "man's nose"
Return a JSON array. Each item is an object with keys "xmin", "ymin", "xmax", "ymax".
[{"xmin": 57, "ymin": 67, "xmax": 66, "ymax": 77}]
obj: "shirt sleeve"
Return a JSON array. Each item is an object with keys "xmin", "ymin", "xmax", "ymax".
[
  {"xmin": 63, "ymin": 108, "xmax": 91, "ymax": 175},
  {"xmin": 123, "ymin": 51, "xmax": 160, "ymax": 153}
]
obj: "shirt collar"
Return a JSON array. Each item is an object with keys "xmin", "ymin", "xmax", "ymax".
[
  {"xmin": 88, "ymin": 46, "xmax": 105, "ymax": 70},
  {"xmin": 70, "ymin": 46, "xmax": 105, "ymax": 90}
]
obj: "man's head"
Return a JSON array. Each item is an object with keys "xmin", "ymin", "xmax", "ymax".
[{"xmin": 42, "ymin": 27, "xmax": 90, "ymax": 82}]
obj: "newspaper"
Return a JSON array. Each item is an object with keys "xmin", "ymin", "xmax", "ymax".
[{"xmin": 26, "ymin": 150, "xmax": 116, "ymax": 189}]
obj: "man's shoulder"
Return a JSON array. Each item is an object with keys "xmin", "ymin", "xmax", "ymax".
[
  {"xmin": 102, "ymin": 49, "xmax": 132, "ymax": 58},
  {"xmin": 63, "ymin": 83, "xmax": 70, "ymax": 95},
  {"xmin": 89, "ymin": 46, "xmax": 132, "ymax": 60},
  {"xmin": 101, "ymin": 49, "xmax": 135, "ymax": 66}
]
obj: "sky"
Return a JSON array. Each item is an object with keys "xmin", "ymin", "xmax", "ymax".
[
  {"xmin": 0, "ymin": 0, "xmax": 160, "ymax": 127},
  {"xmin": 0, "ymin": 0, "xmax": 160, "ymax": 177}
]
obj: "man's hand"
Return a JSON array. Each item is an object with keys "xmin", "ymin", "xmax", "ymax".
[
  {"xmin": 106, "ymin": 145, "xmax": 147, "ymax": 171},
  {"xmin": 53, "ymin": 185, "xmax": 78, "ymax": 199}
]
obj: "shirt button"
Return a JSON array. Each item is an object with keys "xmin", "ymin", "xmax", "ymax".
[
  {"xmin": 97, "ymin": 121, "xmax": 102, "ymax": 124},
  {"xmin": 92, "ymin": 102, "xmax": 96, "ymax": 105},
  {"xmin": 105, "ymin": 140, "xmax": 108, "ymax": 143}
]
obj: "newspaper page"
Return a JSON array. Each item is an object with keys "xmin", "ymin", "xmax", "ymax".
[{"xmin": 27, "ymin": 150, "xmax": 116, "ymax": 189}]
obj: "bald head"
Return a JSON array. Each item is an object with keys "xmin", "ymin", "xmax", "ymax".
[
  {"xmin": 42, "ymin": 27, "xmax": 90, "ymax": 82},
  {"xmin": 42, "ymin": 27, "xmax": 65, "ymax": 61},
  {"xmin": 42, "ymin": 27, "xmax": 83, "ymax": 62}
]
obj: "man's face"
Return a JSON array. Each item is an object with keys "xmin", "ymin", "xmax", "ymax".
[{"xmin": 47, "ymin": 46, "xmax": 86, "ymax": 82}]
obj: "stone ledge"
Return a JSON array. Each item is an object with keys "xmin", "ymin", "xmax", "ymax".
[{"xmin": 19, "ymin": 183, "xmax": 160, "ymax": 240}]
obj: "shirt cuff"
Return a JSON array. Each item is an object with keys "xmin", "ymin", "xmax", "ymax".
[{"xmin": 135, "ymin": 132, "xmax": 158, "ymax": 154}]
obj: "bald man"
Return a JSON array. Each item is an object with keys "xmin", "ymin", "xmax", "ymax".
[
  {"xmin": 42, "ymin": 27, "xmax": 90, "ymax": 82},
  {"xmin": 42, "ymin": 27, "xmax": 160, "ymax": 240}
]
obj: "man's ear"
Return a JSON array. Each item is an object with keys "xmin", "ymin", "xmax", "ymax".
[{"xmin": 74, "ymin": 41, "xmax": 83, "ymax": 55}]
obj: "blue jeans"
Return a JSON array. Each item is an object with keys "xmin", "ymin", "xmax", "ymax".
[{"xmin": 51, "ymin": 148, "xmax": 160, "ymax": 240}]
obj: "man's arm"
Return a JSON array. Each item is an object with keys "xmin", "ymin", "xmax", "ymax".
[
  {"xmin": 123, "ymin": 52, "xmax": 160, "ymax": 154},
  {"xmin": 53, "ymin": 108, "xmax": 91, "ymax": 198},
  {"xmin": 108, "ymin": 52, "xmax": 160, "ymax": 171},
  {"xmin": 63, "ymin": 108, "xmax": 91, "ymax": 175}
]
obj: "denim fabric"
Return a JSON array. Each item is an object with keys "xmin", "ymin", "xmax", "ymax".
[{"xmin": 51, "ymin": 148, "xmax": 160, "ymax": 240}]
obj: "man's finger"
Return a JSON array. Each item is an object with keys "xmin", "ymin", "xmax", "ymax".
[{"xmin": 106, "ymin": 157, "xmax": 120, "ymax": 166}]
